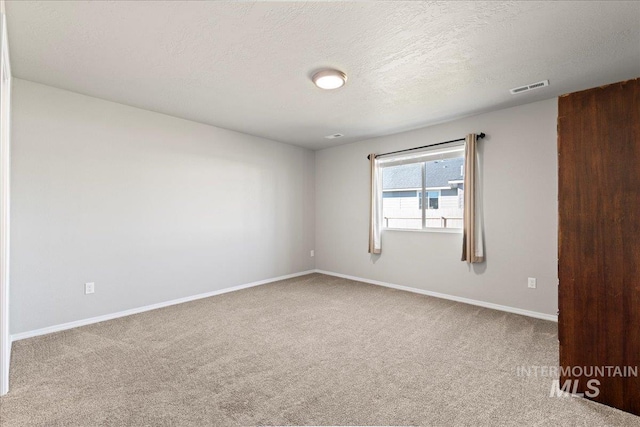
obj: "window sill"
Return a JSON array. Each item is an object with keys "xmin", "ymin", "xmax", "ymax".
[{"xmin": 383, "ymin": 227, "xmax": 463, "ymax": 234}]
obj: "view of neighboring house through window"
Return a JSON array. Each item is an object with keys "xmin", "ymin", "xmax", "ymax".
[{"xmin": 380, "ymin": 146, "xmax": 464, "ymax": 230}]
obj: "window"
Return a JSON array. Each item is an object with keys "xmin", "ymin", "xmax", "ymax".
[
  {"xmin": 427, "ymin": 191, "xmax": 439, "ymax": 209},
  {"xmin": 380, "ymin": 145, "xmax": 464, "ymax": 231}
]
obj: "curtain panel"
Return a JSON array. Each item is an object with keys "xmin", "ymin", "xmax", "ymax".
[
  {"xmin": 368, "ymin": 154, "xmax": 382, "ymax": 254},
  {"xmin": 461, "ymin": 133, "xmax": 485, "ymax": 263}
]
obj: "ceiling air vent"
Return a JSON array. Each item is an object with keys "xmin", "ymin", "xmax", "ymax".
[
  {"xmin": 325, "ymin": 133, "xmax": 344, "ymax": 139},
  {"xmin": 510, "ymin": 79, "xmax": 549, "ymax": 95}
]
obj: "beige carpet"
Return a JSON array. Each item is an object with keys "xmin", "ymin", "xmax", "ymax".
[{"xmin": 1, "ymin": 273, "xmax": 638, "ymax": 426}]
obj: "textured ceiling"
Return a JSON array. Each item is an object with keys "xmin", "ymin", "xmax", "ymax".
[{"xmin": 5, "ymin": 1, "xmax": 640, "ymax": 149}]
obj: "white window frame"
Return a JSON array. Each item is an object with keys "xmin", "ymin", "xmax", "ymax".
[{"xmin": 379, "ymin": 144, "xmax": 464, "ymax": 234}]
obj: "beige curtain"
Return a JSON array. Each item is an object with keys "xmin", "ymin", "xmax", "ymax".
[
  {"xmin": 462, "ymin": 134, "xmax": 484, "ymax": 263},
  {"xmin": 368, "ymin": 154, "xmax": 382, "ymax": 254}
]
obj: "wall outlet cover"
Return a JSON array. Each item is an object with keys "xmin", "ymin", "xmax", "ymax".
[{"xmin": 85, "ymin": 282, "xmax": 95, "ymax": 294}]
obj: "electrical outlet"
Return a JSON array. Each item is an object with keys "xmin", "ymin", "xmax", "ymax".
[
  {"xmin": 85, "ymin": 282, "xmax": 95, "ymax": 295},
  {"xmin": 310, "ymin": 250, "xmax": 315, "ymax": 257},
  {"xmin": 528, "ymin": 277, "xmax": 537, "ymax": 289}
]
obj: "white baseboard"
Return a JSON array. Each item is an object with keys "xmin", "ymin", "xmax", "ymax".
[
  {"xmin": 10, "ymin": 270, "xmax": 316, "ymax": 342},
  {"xmin": 314, "ymin": 269, "xmax": 558, "ymax": 322},
  {"xmin": 0, "ymin": 339, "xmax": 10, "ymax": 396},
  {"xmin": 11, "ymin": 268, "xmax": 556, "ymax": 343}
]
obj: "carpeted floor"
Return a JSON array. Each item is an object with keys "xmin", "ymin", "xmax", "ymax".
[{"xmin": 1, "ymin": 273, "xmax": 638, "ymax": 426}]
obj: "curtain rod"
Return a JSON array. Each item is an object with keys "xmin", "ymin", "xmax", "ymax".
[{"xmin": 367, "ymin": 133, "xmax": 486, "ymax": 160}]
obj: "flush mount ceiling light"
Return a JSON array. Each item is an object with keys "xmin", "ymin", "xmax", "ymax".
[{"xmin": 312, "ymin": 69, "xmax": 347, "ymax": 90}]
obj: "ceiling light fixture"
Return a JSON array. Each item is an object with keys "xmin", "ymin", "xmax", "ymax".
[{"xmin": 312, "ymin": 69, "xmax": 347, "ymax": 90}]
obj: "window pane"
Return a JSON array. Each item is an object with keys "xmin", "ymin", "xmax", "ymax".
[
  {"xmin": 381, "ymin": 164, "xmax": 422, "ymax": 230},
  {"xmin": 379, "ymin": 151, "xmax": 465, "ymax": 231},
  {"xmin": 425, "ymin": 156, "xmax": 464, "ymax": 228},
  {"xmin": 428, "ymin": 191, "xmax": 439, "ymax": 210}
]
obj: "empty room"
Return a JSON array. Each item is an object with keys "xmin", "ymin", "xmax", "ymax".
[{"xmin": 0, "ymin": 1, "xmax": 639, "ymax": 426}]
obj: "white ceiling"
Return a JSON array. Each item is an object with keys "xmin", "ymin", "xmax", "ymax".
[{"xmin": 5, "ymin": 1, "xmax": 640, "ymax": 150}]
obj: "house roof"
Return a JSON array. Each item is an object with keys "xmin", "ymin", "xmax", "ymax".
[{"xmin": 382, "ymin": 157, "xmax": 464, "ymax": 190}]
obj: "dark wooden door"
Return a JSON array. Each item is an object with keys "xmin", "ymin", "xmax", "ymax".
[{"xmin": 558, "ymin": 78, "xmax": 640, "ymax": 415}]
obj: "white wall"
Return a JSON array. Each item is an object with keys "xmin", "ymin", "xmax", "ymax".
[
  {"xmin": 0, "ymin": 5, "xmax": 12, "ymax": 396},
  {"xmin": 10, "ymin": 78, "xmax": 558, "ymax": 334},
  {"xmin": 10, "ymin": 79, "xmax": 315, "ymax": 334},
  {"xmin": 315, "ymin": 98, "xmax": 558, "ymax": 316}
]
